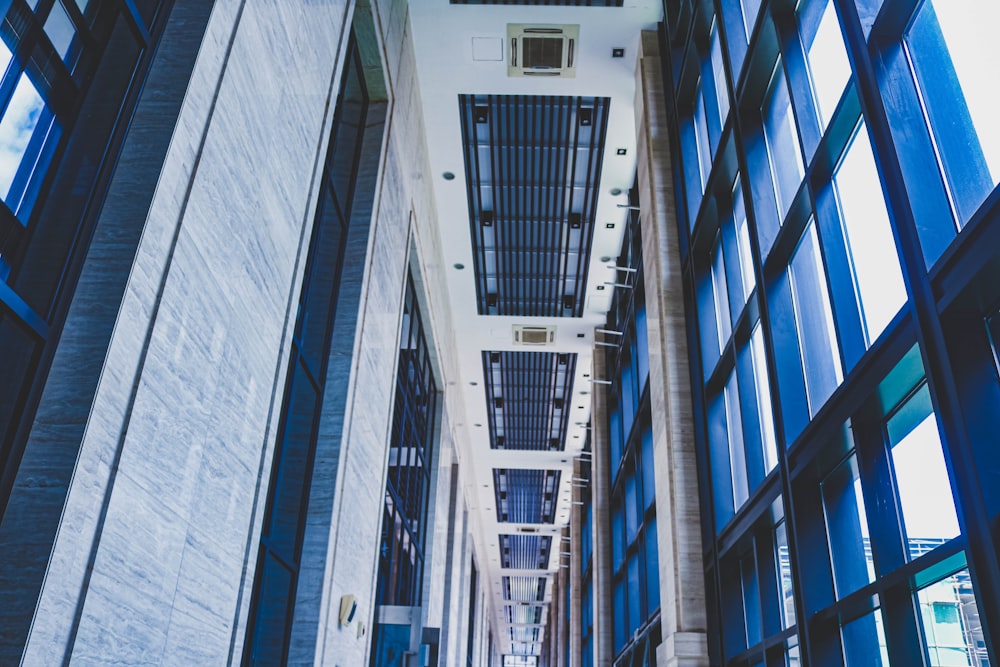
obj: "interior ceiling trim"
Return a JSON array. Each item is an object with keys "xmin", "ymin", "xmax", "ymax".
[
  {"xmin": 459, "ymin": 93, "xmax": 610, "ymax": 316},
  {"xmin": 483, "ymin": 350, "xmax": 576, "ymax": 451},
  {"xmin": 493, "ymin": 468, "xmax": 561, "ymax": 523}
]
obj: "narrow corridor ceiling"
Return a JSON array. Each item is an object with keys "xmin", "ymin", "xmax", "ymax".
[{"xmin": 408, "ymin": 0, "xmax": 662, "ymax": 658}]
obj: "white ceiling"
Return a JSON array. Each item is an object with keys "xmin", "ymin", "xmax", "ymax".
[{"xmin": 407, "ymin": 1, "xmax": 663, "ymax": 657}]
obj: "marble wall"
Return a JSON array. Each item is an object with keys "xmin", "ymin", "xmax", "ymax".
[{"xmin": 12, "ymin": 0, "xmax": 353, "ymax": 663}]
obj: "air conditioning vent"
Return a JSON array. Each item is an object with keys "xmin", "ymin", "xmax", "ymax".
[
  {"xmin": 513, "ymin": 325, "xmax": 556, "ymax": 345},
  {"xmin": 508, "ymin": 24, "xmax": 579, "ymax": 78}
]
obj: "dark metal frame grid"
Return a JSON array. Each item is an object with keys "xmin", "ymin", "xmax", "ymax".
[
  {"xmin": 242, "ymin": 31, "xmax": 384, "ymax": 666},
  {"xmin": 493, "ymin": 468, "xmax": 561, "ymax": 524},
  {"xmin": 483, "ymin": 350, "xmax": 577, "ymax": 452},
  {"xmin": 603, "ymin": 191, "xmax": 661, "ymax": 666},
  {"xmin": 0, "ymin": 0, "xmax": 169, "ymax": 518},
  {"xmin": 458, "ymin": 94, "xmax": 610, "ymax": 317},
  {"xmin": 499, "ymin": 533, "xmax": 553, "ymax": 570},
  {"xmin": 377, "ymin": 272, "xmax": 440, "ymax": 607},
  {"xmin": 662, "ymin": 0, "xmax": 1000, "ymax": 665}
]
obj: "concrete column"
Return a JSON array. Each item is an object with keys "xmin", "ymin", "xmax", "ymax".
[
  {"xmin": 550, "ymin": 543, "xmax": 563, "ymax": 667},
  {"xmin": 635, "ymin": 31, "xmax": 709, "ymax": 666},
  {"xmin": 590, "ymin": 343, "xmax": 614, "ymax": 667}
]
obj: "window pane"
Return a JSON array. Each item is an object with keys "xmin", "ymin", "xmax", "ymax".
[
  {"xmin": 726, "ymin": 371, "xmax": 749, "ymax": 509},
  {"xmin": 711, "ymin": 235, "xmax": 731, "ymax": 349},
  {"xmin": 0, "ymin": 74, "xmax": 45, "ymax": 200},
  {"xmin": 916, "ymin": 570, "xmax": 989, "ymax": 666},
  {"xmin": 644, "ymin": 519, "xmax": 660, "ymax": 612},
  {"xmin": 834, "ymin": 124, "xmax": 907, "ymax": 344},
  {"xmin": 694, "ymin": 80, "xmax": 712, "ymax": 191},
  {"xmin": 735, "ymin": 179, "xmax": 755, "ymax": 303},
  {"xmin": 799, "ymin": 0, "xmax": 851, "ymax": 127},
  {"xmin": 775, "ymin": 522, "xmax": 795, "ymax": 629},
  {"xmin": 44, "ymin": 2, "xmax": 77, "ymax": 63},
  {"xmin": 842, "ymin": 610, "xmax": 889, "ymax": 666},
  {"xmin": 750, "ymin": 324, "xmax": 778, "ymax": 471},
  {"xmin": 741, "ymin": 0, "xmax": 763, "ymax": 41},
  {"xmin": 788, "ymin": 222, "xmax": 842, "ymax": 414},
  {"xmin": 822, "ymin": 454, "xmax": 874, "ymax": 597},
  {"xmin": 762, "ymin": 63, "xmax": 804, "ymax": 219},
  {"xmin": 741, "ymin": 553, "xmax": 761, "ymax": 647},
  {"xmin": 907, "ymin": 0, "xmax": 1000, "ymax": 223},
  {"xmin": 886, "ymin": 385, "xmax": 960, "ymax": 558},
  {"xmin": 710, "ymin": 22, "xmax": 730, "ymax": 128}
]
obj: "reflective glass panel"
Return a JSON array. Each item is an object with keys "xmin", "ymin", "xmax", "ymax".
[
  {"xmin": 735, "ymin": 179, "xmax": 755, "ymax": 303},
  {"xmin": 0, "ymin": 74, "xmax": 44, "ymax": 200},
  {"xmin": 842, "ymin": 609, "xmax": 889, "ymax": 666},
  {"xmin": 834, "ymin": 123, "xmax": 907, "ymax": 344},
  {"xmin": 799, "ymin": 0, "xmax": 851, "ymax": 127},
  {"xmin": 788, "ymin": 222, "xmax": 842, "ymax": 413},
  {"xmin": 712, "ymin": 235, "xmax": 731, "ymax": 350},
  {"xmin": 886, "ymin": 384, "xmax": 960, "ymax": 558},
  {"xmin": 750, "ymin": 324, "xmax": 778, "ymax": 471},
  {"xmin": 916, "ymin": 570, "xmax": 989, "ymax": 666},
  {"xmin": 823, "ymin": 453, "xmax": 875, "ymax": 597},
  {"xmin": 726, "ymin": 371, "xmax": 749, "ymax": 509},
  {"xmin": 710, "ymin": 22, "xmax": 730, "ymax": 129},
  {"xmin": 762, "ymin": 63, "xmax": 804, "ymax": 219},
  {"xmin": 907, "ymin": 0, "xmax": 1000, "ymax": 224},
  {"xmin": 775, "ymin": 522, "xmax": 795, "ymax": 629}
]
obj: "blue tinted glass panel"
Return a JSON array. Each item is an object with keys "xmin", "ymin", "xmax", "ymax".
[
  {"xmin": 842, "ymin": 610, "xmax": 889, "ymax": 666},
  {"xmin": 761, "ymin": 63, "xmax": 804, "ymax": 220},
  {"xmin": 822, "ymin": 454, "xmax": 875, "ymax": 597}
]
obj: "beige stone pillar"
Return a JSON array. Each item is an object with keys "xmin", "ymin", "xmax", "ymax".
[
  {"xmin": 590, "ymin": 344, "xmax": 614, "ymax": 667},
  {"xmin": 569, "ymin": 460, "xmax": 584, "ymax": 667},
  {"xmin": 635, "ymin": 30, "xmax": 709, "ymax": 666}
]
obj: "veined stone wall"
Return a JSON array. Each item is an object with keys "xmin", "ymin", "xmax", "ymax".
[{"xmin": 14, "ymin": 0, "xmax": 354, "ymax": 664}]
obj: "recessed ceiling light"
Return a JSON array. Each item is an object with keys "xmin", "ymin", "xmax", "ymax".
[
  {"xmin": 470, "ymin": 381, "xmax": 478, "ymax": 386},
  {"xmin": 612, "ymin": 48, "xmax": 625, "ymax": 58},
  {"xmin": 454, "ymin": 263, "xmax": 465, "ymax": 270},
  {"xmin": 443, "ymin": 171, "xmax": 455, "ymax": 180},
  {"xmin": 610, "ymin": 188, "xmax": 622, "ymax": 196},
  {"xmin": 600, "ymin": 256, "xmax": 612, "ymax": 262},
  {"xmin": 474, "ymin": 423, "xmax": 482, "ymax": 427}
]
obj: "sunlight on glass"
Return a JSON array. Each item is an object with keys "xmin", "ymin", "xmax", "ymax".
[
  {"xmin": 887, "ymin": 392, "xmax": 960, "ymax": 556},
  {"xmin": 711, "ymin": 23, "xmax": 730, "ymax": 128},
  {"xmin": 741, "ymin": 0, "xmax": 763, "ymax": 41},
  {"xmin": 762, "ymin": 64, "xmax": 804, "ymax": 219},
  {"xmin": 735, "ymin": 178, "xmax": 755, "ymax": 302},
  {"xmin": 843, "ymin": 610, "xmax": 889, "ymax": 666},
  {"xmin": 0, "ymin": 74, "xmax": 44, "ymax": 200},
  {"xmin": 712, "ymin": 236, "xmax": 731, "ymax": 350},
  {"xmin": 931, "ymin": 0, "xmax": 1000, "ymax": 186},
  {"xmin": 695, "ymin": 80, "xmax": 712, "ymax": 190},
  {"xmin": 788, "ymin": 223, "xmax": 842, "ymax": 413},
  {"xmin": 726, "ymin": 371, "xmax": 749, "ymax": 508},
  {"xmin": 45, "ymin": 2, "xmax": 77, "ymax": 63},
  {"xmin": 775, "ymin": 522, "xmax": 795, "ymax": 628},
  {"xmin": 751, "ymin": 324, "xmax": 777, "ymax": 472},
  {"xmin": 835, "ymin": 123, "xmax": 907, "ymax": 344},
  {"xmin": 801, "ymin": 0, "xmax": 852, "ymax": 127},
  {"xmin": 916, "ymin": 570, "xmax": 989, "ymax": 666}
]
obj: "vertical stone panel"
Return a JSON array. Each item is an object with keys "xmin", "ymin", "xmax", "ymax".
[
  {"xmin": 17, "ymin": 0, "xmax": 353, "ymax": 664},
  {"xmin": 635, "ymin": 30, "xmax": 709, "ymax": 667}
]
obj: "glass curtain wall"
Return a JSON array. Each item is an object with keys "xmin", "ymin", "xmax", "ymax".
[
  {"xmin": 605, "ymin": 188, "xmax": 660, "ymax": 666},
  {"xmin": 663, "ymin": 0, "xmax": 1000, "ymax": 664},
  {"xmin": 370, "ymin": 272, "xmax": 439, "ymax": 665},
  {"xmin": 0, "ymin": 0, "xmax": 172, "ymax": 518}
]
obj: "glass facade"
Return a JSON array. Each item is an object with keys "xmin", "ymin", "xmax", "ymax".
[
  {"xmin": 663, "ymin": 0, "xmax": 1000, "ymax": 664},
  {"xmin": 0, "ymin": 0, "xmax": 170, "ymax": 519},
  {"xmin": 605, "ymin": 189, "xmax": 660, "ymax": 666}
]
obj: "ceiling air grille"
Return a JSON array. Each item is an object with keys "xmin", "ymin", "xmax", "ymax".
[
  {"xmin": 505, "ymin": 605, "xmax": 545, "ymax": 625},
  {"xmin": 459, "ymin": 94, "xmax": 610, "ymax": 316},
  {"xmin": 502, "ymin": 575, "xmax": 548, "ymax": 602},
  {"xmin": 493, "ymin": 468, "xmax": 560, "ymax": 523},
  {"xmin": 483, "ymin": 351, "xmax": 575, "ymax": 451},
  {"xmin": 499, "ymin": 534, "xmax": 553, "ymax": 569}
]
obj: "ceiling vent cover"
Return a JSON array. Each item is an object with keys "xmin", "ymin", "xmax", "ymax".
[
  {"xmin": 508, "ymin": 24, "xmax": 579, "ymax": 78},
  {"xmin": 513, "ymin": 325, "xmax": 555, "ymax": 345}
]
